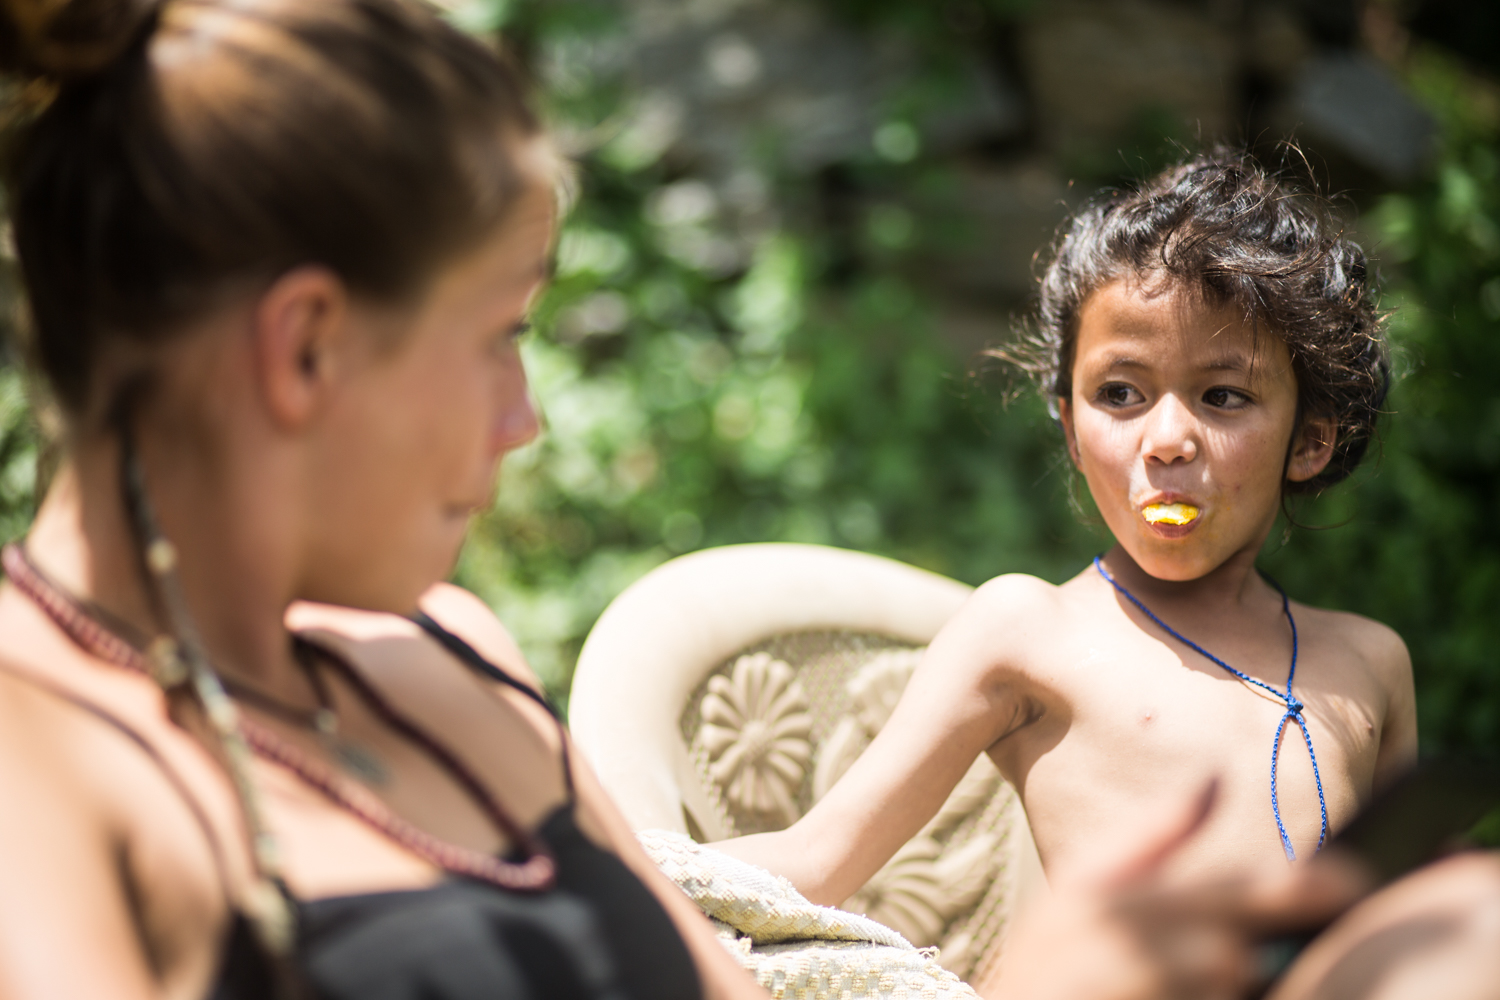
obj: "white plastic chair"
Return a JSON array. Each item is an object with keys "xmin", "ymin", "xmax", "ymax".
[{"xmin": 569, "ymin": 542, "xmax": 1042, "ymax": 984}]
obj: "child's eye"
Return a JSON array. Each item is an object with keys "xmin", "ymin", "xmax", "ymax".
[
  {"xmin": 1097, "ymin": 382, "xmax": 1144, "ymax": 407},
  {"xmin": 1203, "ymin": 386, "xmax": 1250, "ymax": 409}
]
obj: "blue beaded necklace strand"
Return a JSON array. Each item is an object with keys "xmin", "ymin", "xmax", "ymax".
[{"xmin": 1093, "ymin": 556, "xmax": 1329, "ymax": 861}]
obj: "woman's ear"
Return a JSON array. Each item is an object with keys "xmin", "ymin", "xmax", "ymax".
[
  {"xmin": 1056, "ymin": 395, "xmax": 1082, "ymax": 468},
  {"xmin": 252, "ymin": 267, "xmax": 349, "ymax": 430},
  {"xmin": 1286, "ymin": 413, "xmax": 1338, "ymax": 483}
]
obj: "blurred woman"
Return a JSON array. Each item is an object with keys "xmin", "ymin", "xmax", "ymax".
[{"xmin": 0, "ymin": 1, "xmax": 757, "ymax": 996}]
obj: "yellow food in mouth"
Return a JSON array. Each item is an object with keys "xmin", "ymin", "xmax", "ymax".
[{"xmin": 1142, "ymin": 502, "xmax": 1200, "ymax": 526}]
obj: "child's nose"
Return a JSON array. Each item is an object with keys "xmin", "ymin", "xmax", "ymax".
[{"xmin": 1141, "ymin": 393, "xmax": 1198, "ymax": 466}]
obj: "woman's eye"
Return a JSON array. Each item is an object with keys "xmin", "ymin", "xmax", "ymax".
[
  {"xmin": 493, "ymin": 320, "xmax": 532, "ymax": 352},
  {"xmin": 1203, "ymin": 386, "xmax": 1250, "ymax": 409},
  {"xmin": 1097, "ymin": 382, "xmax": 1143, "ymax": 407}
]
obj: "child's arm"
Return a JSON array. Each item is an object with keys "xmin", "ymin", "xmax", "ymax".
[
  {"xmin": 716, "ymin": 575, "xmax": 1055, "ymax": 905},
  {"xmin": 1369, "ymin": 625, "xmax": 1418, "ymax": 790}
]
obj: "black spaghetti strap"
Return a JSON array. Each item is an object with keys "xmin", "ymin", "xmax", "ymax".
[
  {"xmin": 0, "ymin": 660, "xmax": 239, "ymax": 909},
  {"xmin": 409, "ymin": 611, "xmax": 560, "ymax": 718},
  {"xmin": 408, "ymin": 611, "xmax": 575, "ymax": 799}
]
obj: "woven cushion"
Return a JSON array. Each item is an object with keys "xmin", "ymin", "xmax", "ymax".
[{"xmin": 640, "ymin": 829, "xmax": 977, "ymax": 1000}]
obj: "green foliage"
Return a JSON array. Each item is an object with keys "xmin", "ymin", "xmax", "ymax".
[
  {"xmin": 452, "ymin": 156, "xmax": 1102, "ymax": 697},
  {"xmin": 1474, "ymin": 805, "xmax": 1500, "ymax": 849},
  {"xmin": 804, "ymin": 0, "xmax": 1040, "ymax": 40},
  {"xmin": 0, "ymin": 1, "xmax": 1492, "ymax": 756},
  {"xmin": 465, "ymin": 7, "xmax": 1500, "ymax": 743},
  {"xmin": 463, "ymin": 6, "xmax": 1500, "ymax": 745},
  {"xmin": 449, "ymin": 1, "xmax": 1107, "ymax": 702},
  {"xmin": 1259, "ymin": 51, "xmax": 1500, "ymax": 755},
  {"xmin": 0, "ymin": 365, "xmax": 39, "ymax": 544}
]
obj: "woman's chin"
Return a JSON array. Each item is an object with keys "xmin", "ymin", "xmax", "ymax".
[
  {"xmin": 296, "ymin": 540, "xmax": 465, "ymax": 616},
  {"xmin": 292, "ymin": 582, "xmax": 431, "ymax": 618}
]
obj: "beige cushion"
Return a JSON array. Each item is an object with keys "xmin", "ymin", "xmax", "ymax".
[
  {"xmin": 639, "ymin": 828, "xmax": 978, "ymax": 999},
  {"xmin": 570, "ymin": 543, "xmax": 1043, "ymax": 984}
]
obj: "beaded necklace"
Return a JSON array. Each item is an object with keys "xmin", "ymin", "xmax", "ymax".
[
  {"xmin": 1094, "ymin": 556, "xmax": 1329, "ymax": 860},
  {"xmin": 2, "ymin": 541, "xmax": 556, "ymax": 893}
]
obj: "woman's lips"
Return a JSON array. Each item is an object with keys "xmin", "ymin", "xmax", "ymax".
[{"xmin": 444, "ymin": 500, "xmax": 485, "ymax": 521}]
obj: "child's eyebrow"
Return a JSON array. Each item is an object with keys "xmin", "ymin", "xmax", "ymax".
[
  {"xmin": 1200, "ymin": 355, "xmax": 1253, "ymax": 374},
  {"xmin": 1093, "ymin": 354, "xmax": 1254, "ymax": 374},
  {"xmin": 1098, "ymin": 354, "xmax": 1149, "ymax": 371}
]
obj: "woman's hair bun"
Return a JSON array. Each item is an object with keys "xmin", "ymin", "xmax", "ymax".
[{"xmin": 0, "ymin": 0, "xmax": 157, "ymax": 82}]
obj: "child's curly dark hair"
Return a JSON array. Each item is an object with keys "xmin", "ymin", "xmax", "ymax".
[{"xmin": 992, "ymin": 147, "xmax": 1389, "ymax": 494}]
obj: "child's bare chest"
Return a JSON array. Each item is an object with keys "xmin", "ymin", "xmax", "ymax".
[{"xmin": 989, "ymin": 617, "xmax": 1387, "ymax": 874}]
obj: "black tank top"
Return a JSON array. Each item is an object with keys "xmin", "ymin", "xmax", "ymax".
[
  {"xmin": 212, "ymin": 804, "xmax": 700, "ymax": 1000},
  {"xmin": 2, "ymin": 609, "xmax": 701, "ymax": 1000}
]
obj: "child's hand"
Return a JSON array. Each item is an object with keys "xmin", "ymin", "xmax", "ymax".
[{"xmin": 980, "ymin": 782, "xmax": 1368, "ymax": 1000}]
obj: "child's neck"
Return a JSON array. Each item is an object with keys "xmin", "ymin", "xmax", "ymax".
[{"xmin": 1099, "ymin": 542, "xmax": 1269, "ymax": 613}]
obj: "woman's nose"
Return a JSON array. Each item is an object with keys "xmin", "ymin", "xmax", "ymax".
[
  {"xmin": 1141, "ymin": 393, "xmax": 1198, "ymax": 466},
  {"xmin": 491, "ymin": 380, "xmax": 540, "ymax": 456}
]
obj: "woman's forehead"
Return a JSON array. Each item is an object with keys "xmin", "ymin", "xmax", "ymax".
[{"xmin": 430, "ymin": 187, "xmax": 554, "ymax": 298}]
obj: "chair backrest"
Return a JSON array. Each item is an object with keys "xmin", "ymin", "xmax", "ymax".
[{"xmin": 570, "ymin": 543, "xmax": 1043, "ymax": 985}]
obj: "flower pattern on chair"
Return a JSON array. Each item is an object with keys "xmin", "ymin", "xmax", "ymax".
[
  {"xmin": 807, "ymin": 649, "xmax": 1009, "ymax": 973},
  {"xmin": 698, "ymin": 652, "xmax": 814, "ymax": 826},
  {"xmin": 686, "ymin": 634, "xmax": 1020, "ymax": 983},
  {"xmin": 841, "ymin": 757, "xmax": 1004, "ymax": 949},
  {"xmin": 811, "ymin": 648, "xmax": 924, "ymax": 801},
  {"xmin": 843, "ymin": 830, "xmax": 997, "ymax": 948}
]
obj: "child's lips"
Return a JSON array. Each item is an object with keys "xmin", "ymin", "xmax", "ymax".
[
  {"xmin": 1140, "ymin": 500, "xmax": 1201, "ymax": 537},
  {"xmin": 1141, "ymin": 501, "xmax": 1200, "ymax": 526}
]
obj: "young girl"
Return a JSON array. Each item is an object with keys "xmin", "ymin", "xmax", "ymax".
[{"xmin": 722, "ymin": 150, "xmax": 1417, "ymax": 903}]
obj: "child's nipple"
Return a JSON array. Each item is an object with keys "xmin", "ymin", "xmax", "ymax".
[{"xmin": 1142, "ymin": 502, "xmax": 1199, "ymax": 526}]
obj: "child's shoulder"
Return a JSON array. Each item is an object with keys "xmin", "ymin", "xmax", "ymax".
[
  {"xmin": 969, "ymin": 571, "xmax": 1065, "ymax": 611},
  {"xmin": 1292, "ymin": 598, "xmax": 1412, "ymax": 682},
  {"xmin": 946, "ymin": 572, "xmax": 1071, "ymax": 641},
  {"xmin": 926, "ymin": 573, "xmax": 1069, "ymax": 677}
]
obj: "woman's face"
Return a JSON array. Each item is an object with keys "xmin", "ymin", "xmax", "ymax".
[
  {"xmin": 1057, "ymin": 276, "xmax": 1329, "ymax": 582},
  {"xmin": 300, "ymin": 184, "xmax": 551, "ymax": 612}
]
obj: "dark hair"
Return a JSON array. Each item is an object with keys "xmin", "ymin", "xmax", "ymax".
[
  {"xmin": 993, "ymin": 148, "xmax": 1389, "ymax": 494},
  {"xmin": 0, "ymin": 0, "xmax": 545, "ymax": 416}
]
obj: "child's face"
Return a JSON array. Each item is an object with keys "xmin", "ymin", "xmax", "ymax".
[{"xmin": 1057, "ymin": 276, "xmax": 1335, "ymax": 581}]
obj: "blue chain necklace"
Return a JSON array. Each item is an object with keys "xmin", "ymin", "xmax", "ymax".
[{"xmin": 1094, "ymin": 556, "xmax": 1329, "ymax": 861}]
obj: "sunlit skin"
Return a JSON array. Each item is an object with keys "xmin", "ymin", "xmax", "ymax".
[
  {"xmin": 1061, "ymin": 275, "xmax": 1329, "ymax": 585},
  {"xmin": 0, "ymin": 165, "xmax": 764, "ymax": 1000},
  {"xmin": 720, "ymin": 274, "xmax": 1418, "ymax": 986}
]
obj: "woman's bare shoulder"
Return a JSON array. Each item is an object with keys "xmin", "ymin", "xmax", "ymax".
[
  {"xmin": 0, "ymin": 644, "xmax": 135, "ymax": 775},
  {"xmin": 0, "ymin": 665, "xmax": 79, "ymax": 773},
  {"xmin": 0, "ymin": 658, "xmax": 149, "ymax": 846},
  {"xmin": 0, "ymin": 660, "xmax": 212, "ymax": 999},
  {"xmin": 288, "ymin": 585, "xmax": 542, "ymax": 691},
  {"xmin": 417, "ymin": 583, "xmax": 539, "ymax": 688}
]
